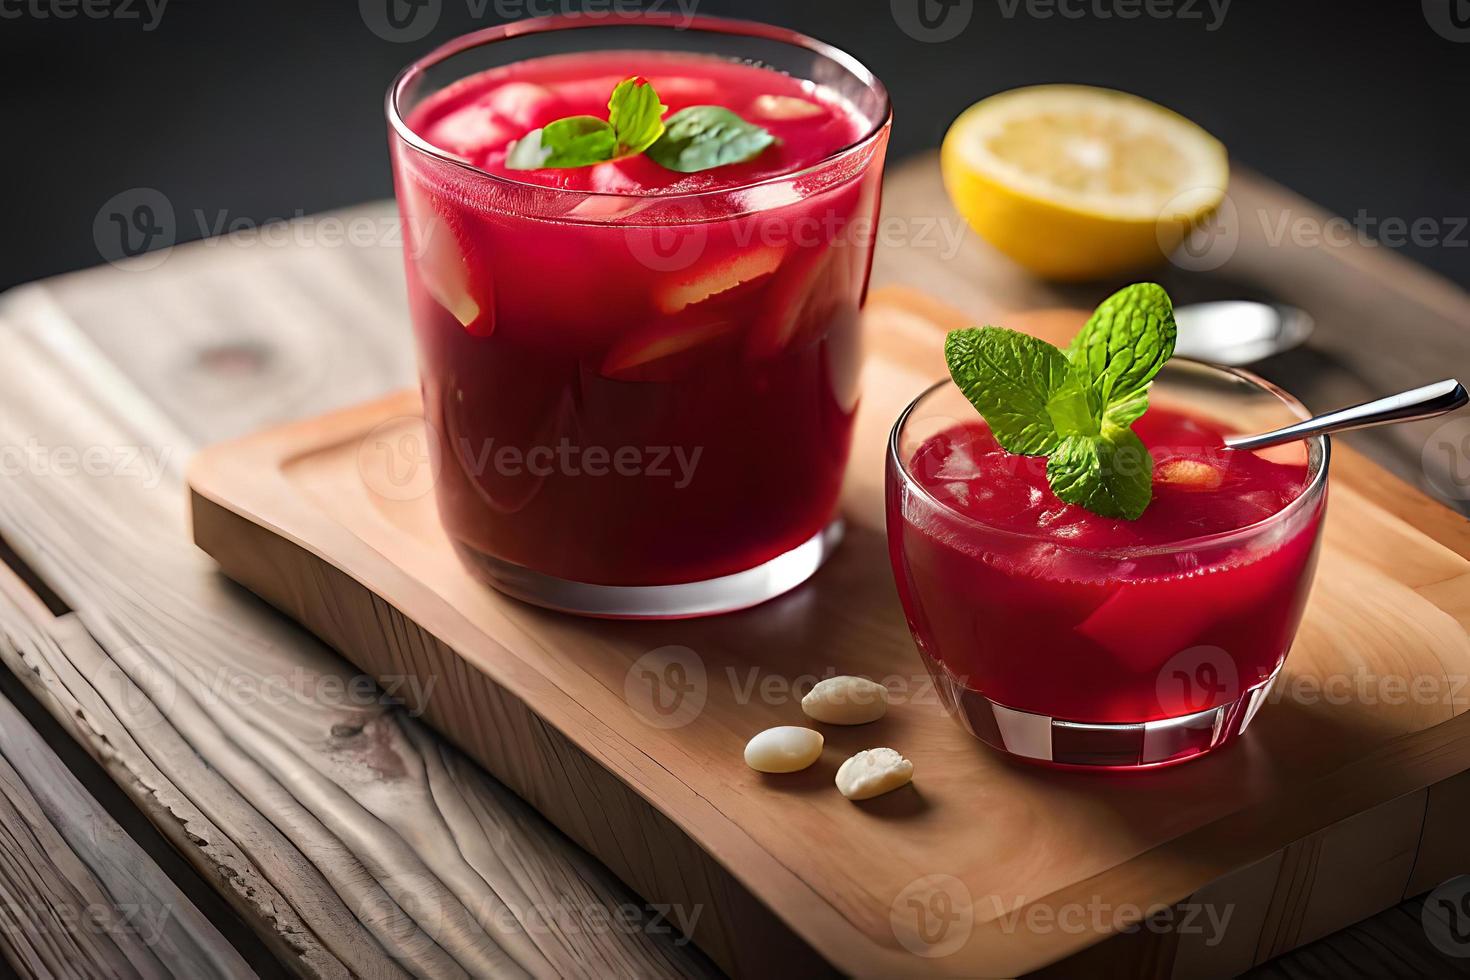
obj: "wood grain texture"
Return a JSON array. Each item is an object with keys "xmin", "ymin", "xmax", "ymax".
[
  {"xmin": 0, "ymin": 680, "xmax": 254, "ymax": 980},
  {"xmin": 0, "ymin": 236, "xmax": 717, "ymax": 979},
  {"xmin": 1242, "ymin": 893, "xmax": 1470, "ymax": 979},
  {"xmin": 188, "ymin": 286, "xmax": 1470, "ymax": 978},
  {"xmin": 3, "ymin": 155, "xmax": 1469, "ymax": 978}
]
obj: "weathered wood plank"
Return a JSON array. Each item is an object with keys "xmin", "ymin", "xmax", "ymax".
[
  {"xmin": 0, "ymin": 270, "xmax": 716, "ymax": 975},
  {"xmin": 0, "ymin": 679, "xmax": 254, "ymax": 979},
  {"xmin": 33, "ymin": 204, "xmax": 416, "ymax": 447},
  {"xmin": 1241, "ymin": 895, "xmax": 1470, "ymax": 979}
]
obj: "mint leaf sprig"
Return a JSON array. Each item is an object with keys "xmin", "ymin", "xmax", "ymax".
[
  {"xmin": 506, "ymin": 77, "xmax": 663, "ymax": 170},
  {"xmin": 944, "ymin": 283, "xmax": 1177, "ymax": 520},
  {"xmin": 505, "ymin": 76, "xmax": 778, "ymax": 173},
  {"xmin": 645, "ymin": 105, "xmax": 777, "ymax": 173}
]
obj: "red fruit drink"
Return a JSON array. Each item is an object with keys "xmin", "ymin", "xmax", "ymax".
[
  {"xmin": 888, "ymin": 386, "xmax": 1327, "ymax": 769},
  {"xmin": 387, "ymin": 20, "xmax": 889, "ymax": 616}
]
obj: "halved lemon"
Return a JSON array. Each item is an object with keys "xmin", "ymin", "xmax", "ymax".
[{"xmin": 942, "ymin": 85, "xmax": 1228, "ymax": 281}]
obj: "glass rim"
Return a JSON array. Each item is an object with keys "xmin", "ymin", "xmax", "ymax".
[
  {"xmin": 888, "ymin": 358, "xmax": 1331, "ymax": 559},
  {"xmin": 384, "ymin": 12, "xmax": 893, "ymax": 205}
]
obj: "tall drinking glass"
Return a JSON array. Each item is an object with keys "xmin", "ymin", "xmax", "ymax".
[{"xmin": 387, "ymin": 14, "xmax": 890, "ymax": 617}]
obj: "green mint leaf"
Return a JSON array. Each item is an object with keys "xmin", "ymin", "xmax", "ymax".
[
  {"xmin": 504, "ymin": 79, "xmax": 791, "ymax": 173},
  {"xmin": 505, "ymin": 116, "xmax": 615, "ymax": 170},
  {"xmin": 1067, "ymin": 282, "xmax": 1176, "ymax": 428},
  {"xmin": 1046, "ymin": 428, "xmax": 1154, "ymax": 520},
  {"xmin": 607, "ymin": 77, "xmax": 667, "ymax": 157},
  {"xmin": 1101, "ymin": 388, "xmax": 1152, "ymax": 430},
  {"xmin": 1045, "ymin": 379, "xmax": 1102, "ymax": 439},
  {"xmin": 944, "ymin": 282, "xmax": 1180, "ymax": 522},
  {"xmin": 944, "ymin": 326, "xmax": 1075, "ymax": 456},
  {"xmin": 645, "ymin": 106, "xmax": 776, "ymax": 173}
]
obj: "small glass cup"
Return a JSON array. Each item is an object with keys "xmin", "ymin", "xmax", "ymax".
[
  {"xmin": 886, "ymin": 361, "xmax": 1329, "ymax": 769},
  {"xmin": 386, "ymin": 14, "xmax": 890, "ymax": 618}
]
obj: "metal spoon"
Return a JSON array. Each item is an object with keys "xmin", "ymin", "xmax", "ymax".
[
  {"xmin": 1224, "ymin": 379, "xmax": 1468, "ymax": 451},
  {"xmin": 1173, "ymin": 301, "xmax": 1314, "ymax": 366}
]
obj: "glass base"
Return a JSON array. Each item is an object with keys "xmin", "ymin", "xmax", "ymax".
[
  {"xmin": 932, "ymin": 665, "xmax": 1281, "ymax": 770},
  {"xmin": 455, "ymin": 520, "xmax": 844, "ymax": 619}
]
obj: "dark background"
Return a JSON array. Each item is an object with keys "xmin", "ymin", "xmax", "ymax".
[{"xmin": 2, "ymin": 0, "xmax": 1466, "ymax": 291}]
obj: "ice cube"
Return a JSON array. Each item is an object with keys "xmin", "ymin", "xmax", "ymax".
[
  {"xmin": 739, "ymin": 183, "xmax": 804, "ymax": 213},
  {"xmin": 934, "ymin": 445, "xmax": 980, "ymax": 481},
  {"xmin": 1036, "ymin": 505, "xmax": 1072, "ymax": 529},
  {"xmin": 481, "ymin": 82, "xmax": 559, "ymax": 128},
  {"xmin": 655, "ymin": 245, "xmax": 785, "ymax": 315},
  {"xmin": 939, "ymin": 482, "xmax": 971, "ymax": 506},
  {"xmin": 751, "ymin": 94, "xmax": 828, "ymax": 120},
  {"xmin": 424, "ymin": 105, "xmax": 513, "ymax": 157},
  {"xmin": 649, "ymin": 75, "xmax": 719, "ymax": 100},
  {"xmin": 564, "ymin": 163, "xmax": 653, "ymax": 220},
  {"xmin": 1013, "ymin": 542, "xmax": 1078, "ymax": 581},
  {"xmin": 568, "ymin": 195, "xmax": 651, "ymax": 221},
  {"xmin": 586, "ymin": 161, "xmax": 644, "ymax": 194},
  {"xmin": 548, "ymin": 74, "xmax": 627, "ymax": 105}
]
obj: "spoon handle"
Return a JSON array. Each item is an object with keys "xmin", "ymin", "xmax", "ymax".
[{"xmin": 1224, "ymin": 379, "xmax": 1469, "ymax": 451}]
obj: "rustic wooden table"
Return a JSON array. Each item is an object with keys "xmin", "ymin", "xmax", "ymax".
[{"xmin": 0, "ymin": 153, "xmax": 1467, "ymax": 979}]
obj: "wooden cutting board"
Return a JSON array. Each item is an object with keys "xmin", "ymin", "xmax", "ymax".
[{"xmin": 188, "ymin": 286, "xmax": 1470, "ymax": 979}]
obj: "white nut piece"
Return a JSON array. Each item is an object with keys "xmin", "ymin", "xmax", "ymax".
[
  {"xmin": 801, "ymin": 675, "xmax": 889, "ymax": 725},
  {"xmin": 744, "ymin": 726, "xmax": 824, "ymax": 774},
  {"xmin": 836, "ymin": 748, "xmax": 914, "ymax": 800}
]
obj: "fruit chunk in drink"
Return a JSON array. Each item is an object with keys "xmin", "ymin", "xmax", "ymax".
[
  {"xmin": 888, "ymin": 403, "xmax": 1324, "ymax": 739},
  {"xmin": 393, "ymin": 50, "xmax": 885, "ymax": 590}
]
